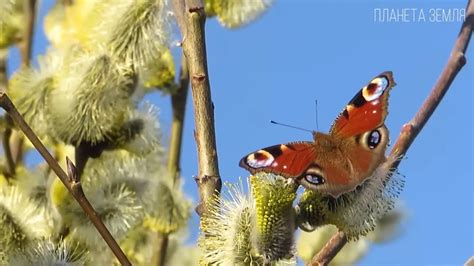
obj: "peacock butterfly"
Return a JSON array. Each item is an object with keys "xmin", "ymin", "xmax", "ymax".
[{"xmin": 239, "ymin": 72, "xmax": 396, "ymax": 198}]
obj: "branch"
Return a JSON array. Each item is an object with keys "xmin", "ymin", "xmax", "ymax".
[
  {"xmin": 172, "ymin": 0, "xmax": 221, "ymax": 216},
  {"xmin": 0, "ymin": 54, "xmax": 6, "ymax": 92},
  {"xmin": 3, "ymin": 0, "xmax": 38, "ymax": 178},
  {"xmin": 0, "ymin": 55, "xmax": 15, "ymax": 178},
  {"xmin": 152, "ymin": 55, "xmax": 190, "ymax": 266},
  {"xmin": 152, "ymin": 233, "xmax": 170, "ymax": 266},
  {"xmin": 388, "ymin": 2, "xmax": 473, "ymax": 164},
  {"xmin": 0, "ymin": 92, "xmax": 131, "ymax": 266},
  {"xmin": 310, "ymin": 1, "xmax": 473, "ymax": 264},
  {"xmin": 167, "ymin": 55, "xmax": 190, "ymax": 183},
  {"xmin": 21, "ymin": 0, "xmax": 36, "ymax": 66},
  {"xmin": 2, "ymin": 116, "xmax": 15, "ymax": 178},
  {"xmin": 308, "ymin": 231, "xmax": 347, "ymax": 266}
]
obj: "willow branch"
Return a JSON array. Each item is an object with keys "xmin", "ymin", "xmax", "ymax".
[
  {"xmin": 310, "ymin": 1, "xmax": 473, "ymax": 265},
  {"xmin": 172, "ymin": 0, "xmax": 221, "ymax": 216},
  {"xmin": 0, "ymin": 92, "xmax": 131, "ymax": 266},
  {"xmin": 152, "ymin": 233, "xmax": 170, "ymax": 266},
  {"xmin": 167, "ymin": 55, "xmax": 190, "ymax": 183},
  {"xmin": 308, "ymin": 231, "xmax": 347, "ymax": 266},
  {"xmin": 21, "ymin": 0, "xmax": 36, "ymax": 66},
  {"xmin": 12, "ymin": 0, "xmax": 37, "ymax": 162},
  {"xmin": 0, "ymin": 54, "xmax": 6, "ymax": 92},
  {"xmin": 152, "ymin": 56, "xmax": 190, "ymax": 266},
  {"xmin": 3, "ymin": 0, "xmax": 38, "ymax": 178},
  {"xmin": 388, "ymin": 2, "xmax": 473, "ymax": 164},
  {"xmin": 2, "ymin": 117, "xmax": 15, "ymax": 178},
  {"xmin": 0, "ymin": 55, "xmax": 15, "ymax": 178}
]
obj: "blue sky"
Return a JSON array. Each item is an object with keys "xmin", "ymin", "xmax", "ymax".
[{"xmin": 8, "ymin": 0, "xmax": 473, "ymax": 265}]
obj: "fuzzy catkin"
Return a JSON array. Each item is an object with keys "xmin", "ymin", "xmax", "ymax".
[
  {"xmin": 48, "ymin": 50, "xmax": 134, "ymax": 145},
  {"xmin": 199, "ymin": 176, "xmax": 298, "ymax": 265},
  {"xmin": 208, "ymin": 0, "xmax": 274, "ymax": 28},
  {"xmin": 296, "ymin": 156, "xmax": 404, "ymax": 240}
]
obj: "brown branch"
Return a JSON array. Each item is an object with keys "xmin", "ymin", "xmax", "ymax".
[
  {"xmin": 0, "ymin": 54, "xmax": 6, "ymax": 92},
  {"xmin": 310, "ymin": 1, "xmax": 473, "ymax": 265},
  {"xmin": 2, "ymin": 117, "xmax": 16, "ymax": 178},
  {"xmin": 308, "ymin": 231, "xmax": 347, "ymax": 266},
  {"xmin": 0, "ymin": 55, "xmax": 15, "ymax": 178},
  {"xmin": 465, "ymin": 256, "xmax": 474, "ymax": 266},
  {"xmin": 152, "ymin": 56, "xmax": 190, "ymax": 266},
  {"xmin": 172, "ymin": 0, "xmax": 221, "ymax": 216},
  {"xmin": 74, "ymin": 141, "xmax": 96, "ymax": 180},
  {"xmin": 0, "ymin": 92, "xmax": 131, "ymax": 266},
  {"xmin": 3, "ymin": 0, "xmax": 38, "ymax": 178},
  {"xmin": 152, "ymin": 232, "xmax": 170, "ymax": 266},
  {"xmin": 167, "ymin": 55, "xmax": 190, "ymax": 184},
  {"xmin": 12, "ymin": 0, "xmax": 37, "ymax": 162},
  {"xmin": 21, "ymin": 0, "xmax": 37, "ymax": 66}
]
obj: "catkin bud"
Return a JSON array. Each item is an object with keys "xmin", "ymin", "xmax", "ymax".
[
  {"xmin": 200, "ymin": 175, "xmax": 297, "ymax": 265},
  {"xmin": 208, "ymin": 0, "xmax": 274, "ymax": 28},
  {"xmin": 296, "ymin": 157, "xmax": 404, "ymax": 240},
  {"xmin": 48, "ymin": 49, "xmax": 134, "ymax": 145}
]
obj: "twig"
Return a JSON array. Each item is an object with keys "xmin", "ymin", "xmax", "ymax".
[
  {"xmin": 74, "ymin": 141, "xmax": 97, "ymax": 179},
  {"xmin": 2, "ymin": 117, "xmax": 15, "ymax": 178},
  {"xmin": 465, "ymin": 256, "xmax": 474, "ymax": 266},
  {"xmin": 153, "ymin": 232, "xmax": 170, "ymax": 266},
  {"xmin": 152, "ymin": 56, "xmax": 190, "ymax": 266},
  {"xmin": 167, "ymin": 55, "xmax": 190, "ymax": 184},
  {"xmin": 388, "ymin": 2, "xmax": 473, "ymax": 165},
  {"xmin": 0, "ymin": 92, "xmax": 131, "ymax": 266},
  {"xmin": 0, "ymin": 54, "xmax": 6, "ymax": 92},
  {"xmin": 172, "ymin": 0, "xmax": 221, "ymax": 216},
  {"xmin": 21, "ymin": 0, "xmax": 36, "ymax": 65},
  {"xmin": 309, "ymin": 1, "xmax": 473, "ymax": 265},
  {"xmin": 308, "ymin": 231, "xmax": 347, "ymax": 266},
  {"xmin": 0, "ymin": 55, "xmax": 15, "ymax": 178},
  {"xmin": 3, "ymin": 0, "xmax": 38, "ymax": 178}
]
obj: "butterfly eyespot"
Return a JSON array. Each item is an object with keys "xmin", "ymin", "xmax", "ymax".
[
  {"xmin": 304, "ymin": 174, "xmax": 325, "ymax": 185},
  {"xmin": 367, "ymin": 130, "xmax": 381, "ymax": 149},
  {"xmin": 246, "ymin": 150, "xmax": 274, "ymax": 168}
]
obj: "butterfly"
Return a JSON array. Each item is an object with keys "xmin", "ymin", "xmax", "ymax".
[{"xmin": 239, "ymin": 72, "xmax": 396, "ymax": 198}]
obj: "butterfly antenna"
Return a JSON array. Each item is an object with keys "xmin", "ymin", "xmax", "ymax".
[
  {"xmin": 270, "ymin": 120, "xmax": 313, "ymax": 133},
  {"xmin": 315, "ymin": 99, "xmax": 319, "ymax": 131}
]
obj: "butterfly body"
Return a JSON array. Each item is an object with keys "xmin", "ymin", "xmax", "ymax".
[{"xmin": 239, "ymin": 72, "xmax": 395, "ymax": 197}]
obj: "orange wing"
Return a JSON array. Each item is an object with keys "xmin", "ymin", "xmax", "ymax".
[
  {"xmin": 330, "ymin": 71, "xmax": 395, "ymax": 138},
  {"xmin": 239, "ymin": 142, "xmax": 318, "ymax": 179}
]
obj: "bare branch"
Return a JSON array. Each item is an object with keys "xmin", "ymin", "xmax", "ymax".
[
  {"xmin": 168, "ymin": 55, "xmax": 190, "ymax": 183},
  {"xmin": 152, "ymin": 232, "xmax": 170, "ymax": 266},
  {"xmin": 172, "ymin": 0, "xmax": 186, "ymax": 39},
  {"xmin": 310, "ymin": 0, "xmax": 473, "ymax": 264},
  {"xmin": 2, "ymin": 117, "xmax": 15, "ymax": 177},
  {"xmin": 308, "ymin": 231, "xmax": 347, "ymax": 266},
  {"xmin": 0, "ymin": 92, "xmax": 131, "ymax": 266},
  {"xmin": 152, "ymin": 55, "xmax": 190, "ymax": 266},
  {"xmin": 0, "ymin": 54, "xmax": 6, "ymax": 92},
  {"xmin": 388, "ymin": 1, "xmax": 473, "ymax": 164},
  {"xmin": 3, "ymin": 0, "xmax": 38, "ymax": 178},
  {"xmin": 21, "ymin": 0, "xmax": 36, "ymax": 66},
  {"xmin": 172, "ymin": 0, "xmax": 221, "ymax": 216}
]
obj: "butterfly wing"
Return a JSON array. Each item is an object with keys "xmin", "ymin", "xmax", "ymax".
[
  {"xmin": 239, "ymin": 142, "xmax": 318, "ymax": 179},
  {"xmin": 329, "ymin": 71, "xmax": 395, "ymax": 138},
  {"xmin": 301, "ymin": 72, "xmax": 396, "ymax": 197}
]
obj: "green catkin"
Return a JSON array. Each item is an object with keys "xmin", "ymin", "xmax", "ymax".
[
  {"xmin": 296, "ymin": 156, "xmax": 404, "ymax": 240},
  {"xmin": 250, "ymin": 174, "xmax": 298, "ymax": 263},
  {"xmin": 209, "ymin": 0, "xmax": 274, "ymax": 28}
]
